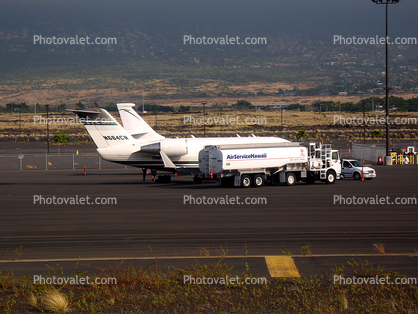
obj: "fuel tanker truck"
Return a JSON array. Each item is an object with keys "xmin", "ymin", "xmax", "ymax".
[{"xmin": 198, "ymin": 142, "xmax": 341, "ymax": 187}]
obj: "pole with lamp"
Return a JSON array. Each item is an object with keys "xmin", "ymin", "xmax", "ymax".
[
  {"xmin": 371, "ymin": 0, "xmax": 401, "ymax": 165},
  {"xmin": 202, "ymin": 101, "xmax": 207, "ymax": 137},
  {"xmin": 45, "ymin": 105, "xmax": 50, "ymax": 154}
]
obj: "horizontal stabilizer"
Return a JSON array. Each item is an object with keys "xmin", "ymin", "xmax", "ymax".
[
  {"xmin": 68, "ymin": 108, "xmax": 117, "ymax": 124},
  {"xmin": 68, "ymin": 108, "xmax": 133, "ymax": 148}
]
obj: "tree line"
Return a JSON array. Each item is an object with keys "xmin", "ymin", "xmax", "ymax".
[
  {"xmin": 2, "ymin": 96, "xmax": 418, "ymax": 113},
  {"xmin": 303, "ymin": 97, "xmax": 418, "ymax": 113}
]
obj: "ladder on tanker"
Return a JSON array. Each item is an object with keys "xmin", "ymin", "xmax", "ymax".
[
  {"xmin": 320, "ymin": 144, "xmax": 332, "ymax": 179},
  {"xmin": 204, "ymin": 146, "xmax": 212, "ymax": 178}
]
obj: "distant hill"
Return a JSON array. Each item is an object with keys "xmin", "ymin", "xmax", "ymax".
[{"xmin": 0, "ymin": 0, "xmax": 417, "ymax": 100}]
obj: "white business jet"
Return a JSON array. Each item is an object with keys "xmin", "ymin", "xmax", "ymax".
[{"xmin": 70, "ymin": 103, "xmax": 289, "ymax": 176}]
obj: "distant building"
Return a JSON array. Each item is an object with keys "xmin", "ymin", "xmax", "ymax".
[
  {"xmin": 268, "ymin": 103, "xmax": 288, "ymax": 109},
  {"xmin": 339, "ymin": 92, "xmax": 348, "ymax": 96}
]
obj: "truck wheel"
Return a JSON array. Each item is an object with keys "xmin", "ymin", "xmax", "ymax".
[
  {"xmin": 353, "ymin": 172, "xmax": 361, "ymax": 180},
  {"xmin": 241, "ymin": 175, "xmax": 252, "ymax": 188},
  {"xmin": 285, "ymin": 172, "xmax": 296, "ymax": 186},
  {"xmin": 325, "ymin": 170, "xmax": 336, "ymax": 184},
  {"xmin": 252, "ymin": 174, "xmax": 264, "ymax": 187}
]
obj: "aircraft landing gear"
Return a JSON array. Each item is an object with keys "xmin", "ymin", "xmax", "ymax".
[
  {"xmin": 193, "ymin": 175, "xmax": 203, "ymax": 184},
  {"xmin": 142, "ymin": 168, "xmax": 147, "ymax": 181}
]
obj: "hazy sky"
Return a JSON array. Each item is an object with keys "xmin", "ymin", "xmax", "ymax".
[{"xmin": 0, "ymin": 0, "xmax": 416, "ymax": 38}]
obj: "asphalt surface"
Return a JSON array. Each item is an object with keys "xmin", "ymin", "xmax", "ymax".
[{"xmin": 1, "ymin": 166, "xmax": 417, "ymax": 277}]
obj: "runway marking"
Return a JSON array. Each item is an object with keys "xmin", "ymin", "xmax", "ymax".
[{"xmin": 265, "ymin": 256, "xmax": 300, "ymax": 278}]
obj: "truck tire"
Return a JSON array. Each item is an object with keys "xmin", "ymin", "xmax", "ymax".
[
  {"xmin": 325, "ymin": 170, "xmax": 336, "ymax": 184},
  {"xmin": 241, "ymin": 175, "xmax": 252, "ymax": 188},
  {"xmin": 353, "ymin": 172, "xmax": 361, "ymax": 180},
  {"xmin": 252, "ymin": 174, "xmax": 264, "ymax": 187},
  {"xmin": 285, "ymin": 172, "xmax": 296, "ymax": 186}
]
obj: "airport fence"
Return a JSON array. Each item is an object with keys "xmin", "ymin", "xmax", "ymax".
[
  {"xmin": 352, "ymin": 144, "xmax": 385, "ymax": 163},
  {"xmin": 352, "ymin": 142, "xmax": 417, "ymax": 164},
  {"xmin": 0, "ymin": 153, "xmax": 129, "ymax": 170}
]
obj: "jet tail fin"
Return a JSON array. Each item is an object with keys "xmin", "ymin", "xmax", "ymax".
[
  {"xmin": 68, "ymin": 108, "xmax": 134, "ymax": 148},
  {"xmin": 117, "ymin": 103, "xmax": 164, "ymax": 140}
]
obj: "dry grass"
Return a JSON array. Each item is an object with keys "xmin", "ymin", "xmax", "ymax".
[
  {"xmin": 0, "ymin": 258, "xmax": 417, "ymax": 313},
  {"xmin": 300, "ymin": 244, "xmax": 312, "ymax": 256},
  {"xmin": 374, "ymin": 243, "xmax": 386, "ymax": 255},
  {"xmin": 337, "ymin": 292, "xmax": 349, "ymax": 311},
  {"xmin": 1, "ymin": 110, "xmax": 417, "ymax": 144},
  {"xmin": 41, "ymin": 290, "xmax": 71, "ymax": 313},
  {"xmin": 0, "ymin": 259, "xmax": 418, "ymax": 313},
  {"xmin": 27, "ymin": 292, "xmax": 38, "ymax": 307},
  {"xmin": 1, "ymin": 74, "xmax": 418, "ymax": 107}
]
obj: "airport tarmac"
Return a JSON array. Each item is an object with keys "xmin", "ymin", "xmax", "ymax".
[{"xmin": 0, "ymin": 166, "xmax": 417, "ymax": 278}]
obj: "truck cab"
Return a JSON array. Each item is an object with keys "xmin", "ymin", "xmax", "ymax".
[
  {"xmin": 300, "ymin": 142, "xmax": 341, "ymax": 185},
  {"xmin": 332, "ymin": 149, "xmax": 342, "ymax": 176}
]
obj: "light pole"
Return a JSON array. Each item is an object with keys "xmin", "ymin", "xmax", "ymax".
[
  {"xmin": 154, "ymin": 109, "xmax": 158, "ymax": 133},
  {"xmin": 14, "ymin": 108, "xmax": 21, "ymax": 134},
  {"xmin": 280, "ymin": 105, "xmax": 283, "ymax": 129},
  {"xmin": 363, "ymin": 102, "xmax": 366, "ymax": 144},
  {"xmin": 371, "ymin": 0, "xmax": 401, "ymax": 165},
  {"xmin": 202, "ymin": 102, "xmax": 207, "ymax": 137},
  {"xmin": 45, "ymin": 105, "xmax": 50, "ymax": 154}
]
